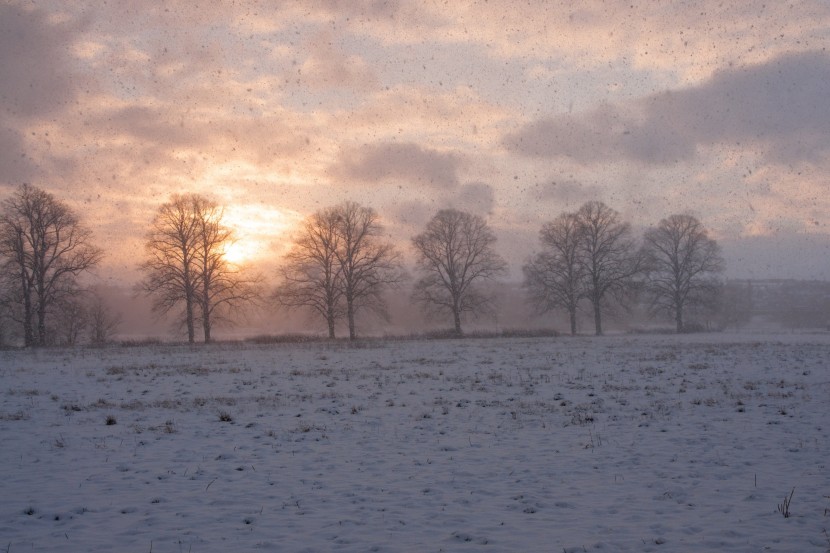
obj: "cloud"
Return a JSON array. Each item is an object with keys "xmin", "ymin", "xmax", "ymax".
[
  {"xmin": 330, "ymin": 142, "xmax": 463, "ymax": 188},
  {"xmin": 533, "ymin": 180, "xmax": 604, "ymax": 205},
  {"xmin": 455, "ymin": 182, "xmax": 494, "ymax": 215},
  {"xmin": 0, "ymin": 3, "xmax": 82, "ymax": 118},
  {"xmin": 299, "ymin": 31, "xmax": 378, "ymax": 91},
  {"xmin": 0, "ymin": 125, "xmax": 36, "ymax": 184},
  {"xmin": 0, "ymin": 3, "xmax": 85, "ymax": 184},
  {"xmin": 385, "ymin": 182, "xmax": 496, "ymax": 247},
  {"xmin": 504, "ymin": 50, "xmax": 830, "ymax": 166}
]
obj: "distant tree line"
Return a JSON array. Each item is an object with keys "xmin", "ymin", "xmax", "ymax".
[
  {"xmin": 524, "ymin": 202, "xmax": 724, "ymax": 335},
  {"xmin": 0, "ymin": 183, "xmax": 731, "ymax": 346}
]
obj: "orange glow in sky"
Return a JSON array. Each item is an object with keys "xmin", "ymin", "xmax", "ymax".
[{"xmin": 2, "ymin": 1, "xmax": 830, "ymax": 280}]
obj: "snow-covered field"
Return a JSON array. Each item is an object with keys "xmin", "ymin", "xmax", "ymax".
[{"xmin": 1, "ymin": 334, "xmax": 829, "ymax": 552}]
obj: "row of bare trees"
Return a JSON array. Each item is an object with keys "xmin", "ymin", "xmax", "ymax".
[
  {"xmin": 273, "ymin": 204, "xmax": 510, "ymax": 339},
  {"xmin": 0, "ymin": 184, "xmax": 725, "ymax": 345},
  {"xmin": 524, "ymin": 201, "xmax": 724, "ymax": 334},
  {"xmin": 275, "ymin": 200, "xmax": 723, "ymax": 339},
  {"xmin": 0, "ymin": 186, "xmax": 260, "ymax": 346}
]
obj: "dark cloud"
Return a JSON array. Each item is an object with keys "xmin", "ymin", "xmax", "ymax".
[
  {"xmin": 93, "ymin": 106, "xmax": 201, "ymax": 147},
  {"xmin": 388, "ymin": 199, "xmax": 437, "ymax": 230},
  {"xmin": 316, "ymin": 0, "xmax": 407, "ymax": 20},
  {"xmin": 295, "ymin": 31, "xmax": 379, "ymax": 91},
  {"xmin": 455, "ymin": 182, "xmax": 494, "ymax": 215},
  {"xmin": 533, "ymin": 179, "xmax": 604, "ymax": 205},
  {"xmin": 386, "ymin": 182, "xmax": 494, "ymax": 230},
  {"xmin": 0, "ymin": 4, "xmax": 81, "ymax": 118},
  {"xmin": 0, "ymin": 3, "xmax": 84, "ymax": 184},
  {"xmin": 0, "ymin": 125, "xmax": 36, "ymax": 184},
  {"xmin": 331, "ymin": 142, "xmax": 463, "ymax": 188},
  {"xmin": 504, "ymin": 50, "xmax": 830, "ymax": 165}
]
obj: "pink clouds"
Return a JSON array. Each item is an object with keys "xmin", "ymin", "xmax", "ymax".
[{"xmin": 1, "ymin": 1, "xmax": 830, "ymax": 280}]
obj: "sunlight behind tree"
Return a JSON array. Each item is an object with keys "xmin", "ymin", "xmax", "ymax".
[{"xmin": 221, "ymin": 204, "xmax": 301, "ymax": 265}]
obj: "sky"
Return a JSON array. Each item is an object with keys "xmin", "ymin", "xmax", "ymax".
[{"xmin": 2, "ymin": 0, "xmax": 830, "ymax": 282}]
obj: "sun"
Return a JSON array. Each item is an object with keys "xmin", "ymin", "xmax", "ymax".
[
  {"xmin": 220, "ymin": 203, "xmax": 300, "ymax": 265},
  {"xmin": 222, "ymin": 239, "xmax": 259, "ymax": 266}
]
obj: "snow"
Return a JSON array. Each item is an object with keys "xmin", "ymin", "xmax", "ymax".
[{"xmin": 1, "ymin": 334, "xmax": 829, "ymax": 552}]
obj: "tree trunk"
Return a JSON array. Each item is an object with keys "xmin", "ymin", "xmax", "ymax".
[
  {"xmin": 21, "ymin": 276, "xmax": 33, "ymax": 347},
  {"xmin": 453, "ymin": 307, "xmax": 462, "ymax": 337},
  {"xmin": 325, "ymin": 294, "xmax": 336, "ymax": 338},
  {"xmin": 36, "ymin": 285, "xmax": 47, "ymax": 346},
  {"xmin": 593, "ymin": 300, "xmax": 602, "ymax": 336},
  {"xmin": 675, "ymin": 307, "xmax": 683, "ymax": 333},
  {"xmin": 185, "ymin": 295, "xmax": 195, "ymax": 343},
  {"xmin": 346, "ymin": 297, "xmax": 356, "ymax": 340},
  {"xmin": 202, "ymin": 281, "xmax": 212, "ymax": 343},
  {"xmin": 569, "ymin": 307, "xmax": 577, "ymax": 336},
  {"xmin": 203, "ymin": 314, "xmax": 212, "ymax": 343}
]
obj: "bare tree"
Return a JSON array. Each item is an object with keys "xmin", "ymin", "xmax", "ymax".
[
  {"xmin": 0, "ymin": 184, "xmax": 103, "ymax": 347},
  {"xmin": 332, "ymin": 202, "xmax": 403, "ymax": 340},
  {"xmin": 140, "ymin": 194, "xmax": 257, "ymax": 343},
  {"xmin": 576, "ymin": 201, "xmax": 641, "ymax": 335},
  {"xmin": 273, "ymin": 207, "xmax": 344, "ymax": 338},
  {"xmin": 412, "ymin": 209, "xmax": 506, "ymax": 336},
  {"xmin": 53, "ymin": 292, "xmax": 88, "ymax": 346},
  {"xmin": 642, "ymin": 213, "xmax": 724, "ymax": 332},
  {"xmin": 88, "ymin": 291, "xmax": 123, "ymax": 345},
  {"xmin": 139, "ymin": 194, "xmax": 201, "ymax": 343},
  {"xmin": 191, "ymin": 197, "xmax": 259, "ymax": 343},
  {"xmin": 523, "ymin": 212, "xmax": 585, "ymax": 335}
]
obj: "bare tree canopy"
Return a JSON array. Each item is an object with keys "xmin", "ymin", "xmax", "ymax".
[
  {"xmin": 412, "ymin": 208, "xmax": 507, "ymax": 336},
  {"xmin": 642, "ymin": 213, "xmax": 725, "ymax": 332},
  {"xmin": 88, "ymin": 290, "xmax": 123, "ymax": 345},
  {"xmin": 140, "ymin": 194, "xmax": 257, "ymax": 343},
  {"xmin": 273, "ymin": 207, "xmax": 344, "ymax": 338},
  {"xmin": 332, "ymin": 202, "xmax": 404, "ymax": 340},
  {"xmin": 274, "ymin": 201, "xmax": 401, "ymax": 340},
  {"xmin": 576, "ymin": 201, "xmax": 641, "ymax": 335},
  {"xmin": 191, "ymin": 197, "xmax": 260, "ymax": 343},
  {"xmin": 139, "ymin": 194, "xmax": 201, "ymax": 342},
  {"xmin": 523, "ymin": 212, "xmax": 585, "ymax": 335},
  {"xmin": 0, "ymin": 183, "xmax": 102, "ymax": 347}
]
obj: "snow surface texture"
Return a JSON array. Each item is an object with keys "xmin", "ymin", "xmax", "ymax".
[{"xmin": 1, "ymin": 334, "xmax": 829, "ymax": 552}]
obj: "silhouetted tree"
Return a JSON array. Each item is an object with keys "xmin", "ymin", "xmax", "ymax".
[
  {"xmin": 642, "ymin": 214, "xmax": 724, "ymax": 333},
  {"xmin": 576, "ymin": 201, "xmax": 641, "ymax": 335},
  {"xmin": 140, "ymin": 194, "xmax": 201, "ymax": 342},
  {"xmin": 412, "ymin": 209, "xmax": 506, "ymax": 336},
  {"xmin": 53, "ymin": 292, "xmax": 88, "ymax": 346},
  {"xmin": 332, "ymin": 202, "xmax": 403, "ymax": 340},
  {"xmin": 0, "ymin": 184, "xmax": 102, "ymax": 346},
  {"xmin": 523, "ymin": 212, "xmax": 585, "ymax": 335},
  {"xmin": 191, "ymin": 197, "xmax": 259, "ymax": 343},
  {"xmin": 274, "ymin": 207, "xmax": 344, "ymax": 338},
  {"xmin": 140, "ymin": 194, "xmax": 256, "ymax": 343},
  {"xmin": 88, "ymin": 290, "xmax": 123, "ymax": 345}
]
